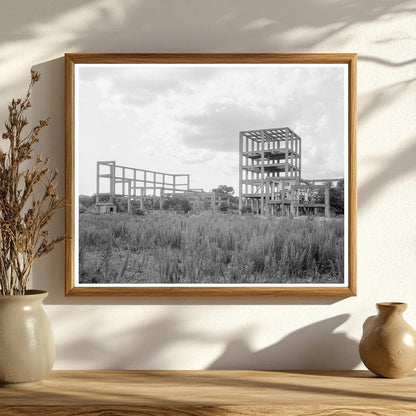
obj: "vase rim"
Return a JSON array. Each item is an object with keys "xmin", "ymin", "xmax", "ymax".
[
  {"xmin": 377, "ymin": 302, "xmax": 407, "ymax": 312},
  {"xmin": 0, "ymin": 290, "xmax": 48, "ymax": 301}
]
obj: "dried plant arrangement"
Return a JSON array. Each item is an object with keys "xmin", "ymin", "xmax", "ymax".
[{"xmin": 0, "ymin": 71, "xmax": 65, "ymax": 295}]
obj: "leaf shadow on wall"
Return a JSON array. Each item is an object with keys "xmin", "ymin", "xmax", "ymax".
[
  {"xmin": 52, "ymin": 307, "xmax": 359, "ymax": 370},
  {"xmin": 53, "ymin": 311, "xmax": 214, "ymax": 369},
  {"xmin": 0, "ymin": 0, "xmax": 414, "ymax": 96},
  {"xmin": 207, "ymin": 314, "xmax": 360, "ymax": 370},
  {"xmin": 358, "ymin": 139, "xmax": 416, "ymax": 210}
]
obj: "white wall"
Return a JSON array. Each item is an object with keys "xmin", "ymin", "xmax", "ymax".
[{"xmin": 1, "ymin": 0, "xmax": 415, "ymax": 370}]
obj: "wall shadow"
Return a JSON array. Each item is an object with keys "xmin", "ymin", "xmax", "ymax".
[
  {"xmin": 53, "ymin": 310, "xmax": 359, "ymax": 370},
  {"xmin": 2, "ymin": 0, "xmax": 413, "ymax": 55},
  {"xmin": 54, "ymin": 310, "xmax": 214, "ymax": 369},
  {"xmin": 207, "ymin": 314, "xmax": 360, "ymax": 370},
  {"xmin": 1, "ymin": 0, "xmax": 414, "ymax": 98},
  {"xmin": 358, "ymin": 138, "xmax": 416, "ymax": 210}
]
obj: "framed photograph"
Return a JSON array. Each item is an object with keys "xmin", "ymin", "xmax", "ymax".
[{"xmin": 65, "ymin": 53, "xmax": 356, "ymax": 296}]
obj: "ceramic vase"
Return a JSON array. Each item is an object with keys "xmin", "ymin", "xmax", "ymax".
[
  {"xmin": 0, "ymin": 290, "xmax": 55, "ymax": 387},
  {"xmin": 359, "ymin": 302, "xmax": 416, "ymax": 378}
]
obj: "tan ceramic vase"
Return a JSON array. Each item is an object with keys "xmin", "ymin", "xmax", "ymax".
[
  {"xmin": 359, "ymin": 302, "xmax": 416, "ymax": 378},
  {"xmin": 0, "ymin": 290, "xmax": 55, "ymax": 387}
]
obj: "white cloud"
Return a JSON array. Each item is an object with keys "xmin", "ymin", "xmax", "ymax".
[{"xmin": 316, "ymin": 113, "xmax": 329, "ymax": 132}]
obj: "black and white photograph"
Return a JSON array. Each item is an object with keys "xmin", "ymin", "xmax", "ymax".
[{"xmin": 66, "ymin": 54, "xmax": 356, "ymax": 296}]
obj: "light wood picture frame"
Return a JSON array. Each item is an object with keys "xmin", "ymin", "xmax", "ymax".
[{"xmin": 65, "ymin": 53, "xmax": 356, "ymax": 296}]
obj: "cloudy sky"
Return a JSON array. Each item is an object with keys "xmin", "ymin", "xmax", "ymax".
[{"xmin": 77, "ymin": 63, "xmax": 346, "ymax": 196}]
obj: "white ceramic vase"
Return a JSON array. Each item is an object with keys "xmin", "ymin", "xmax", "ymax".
[{"xmin": 0, "ymin": 290, "xmax": 55, "ymax": 387}]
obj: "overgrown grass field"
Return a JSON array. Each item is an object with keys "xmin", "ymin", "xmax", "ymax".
[{"xmin": 79, "ymin": 212, "xmax": 344, "ymax": 284}]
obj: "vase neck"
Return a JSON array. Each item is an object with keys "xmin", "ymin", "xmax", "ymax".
[{"xmin": 377, "ymin": 302, "xmax": 407, "ymax": 316}]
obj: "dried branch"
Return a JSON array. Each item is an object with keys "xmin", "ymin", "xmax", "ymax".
[{"xmin": 0, "ymin": 70, "xmax": 66, "ymax": 295}]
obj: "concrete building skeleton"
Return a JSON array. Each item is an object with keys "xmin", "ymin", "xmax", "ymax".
[
  {"xmin": 95, "ymin": 127, "xmax": 340, "ymax": 216},
  {"xmin": 239, "ymin": 127, "xmax": 340, "ymax": 217},
  {"xmin": 95, "ymin": 161, "xmax": 215, "ymax": 214}
]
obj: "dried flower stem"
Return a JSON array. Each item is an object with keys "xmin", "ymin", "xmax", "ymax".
[{"xmin": 0, "ymin": 71, "xmax": 65, "ymax": 295}]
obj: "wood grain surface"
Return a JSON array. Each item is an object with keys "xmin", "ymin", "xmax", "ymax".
[{"xmin": 1, "ymin": 370, "xmax": 415, "ymax": 415}]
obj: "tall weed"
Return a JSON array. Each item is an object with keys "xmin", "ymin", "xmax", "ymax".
[{"xmin": 79, "ymin": 213, "xmax": 344, "ymax": 284}]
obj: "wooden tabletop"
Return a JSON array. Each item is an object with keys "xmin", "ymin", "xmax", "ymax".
[{"xmin": 1, "ymin": 370, "xmax": 415, "ymax": 415}]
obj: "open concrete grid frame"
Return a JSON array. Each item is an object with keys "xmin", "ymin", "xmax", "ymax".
[
  {"xmin": 239, "ymin": 127, "xmax": 332, "ymax": 217},
  {"xmin": 96, "ymin": 127, "xmax": 336, "ymax": 217},
  {"xmin": 96, "ymin": 161, "xmax": 215, "ymax": 213}
]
